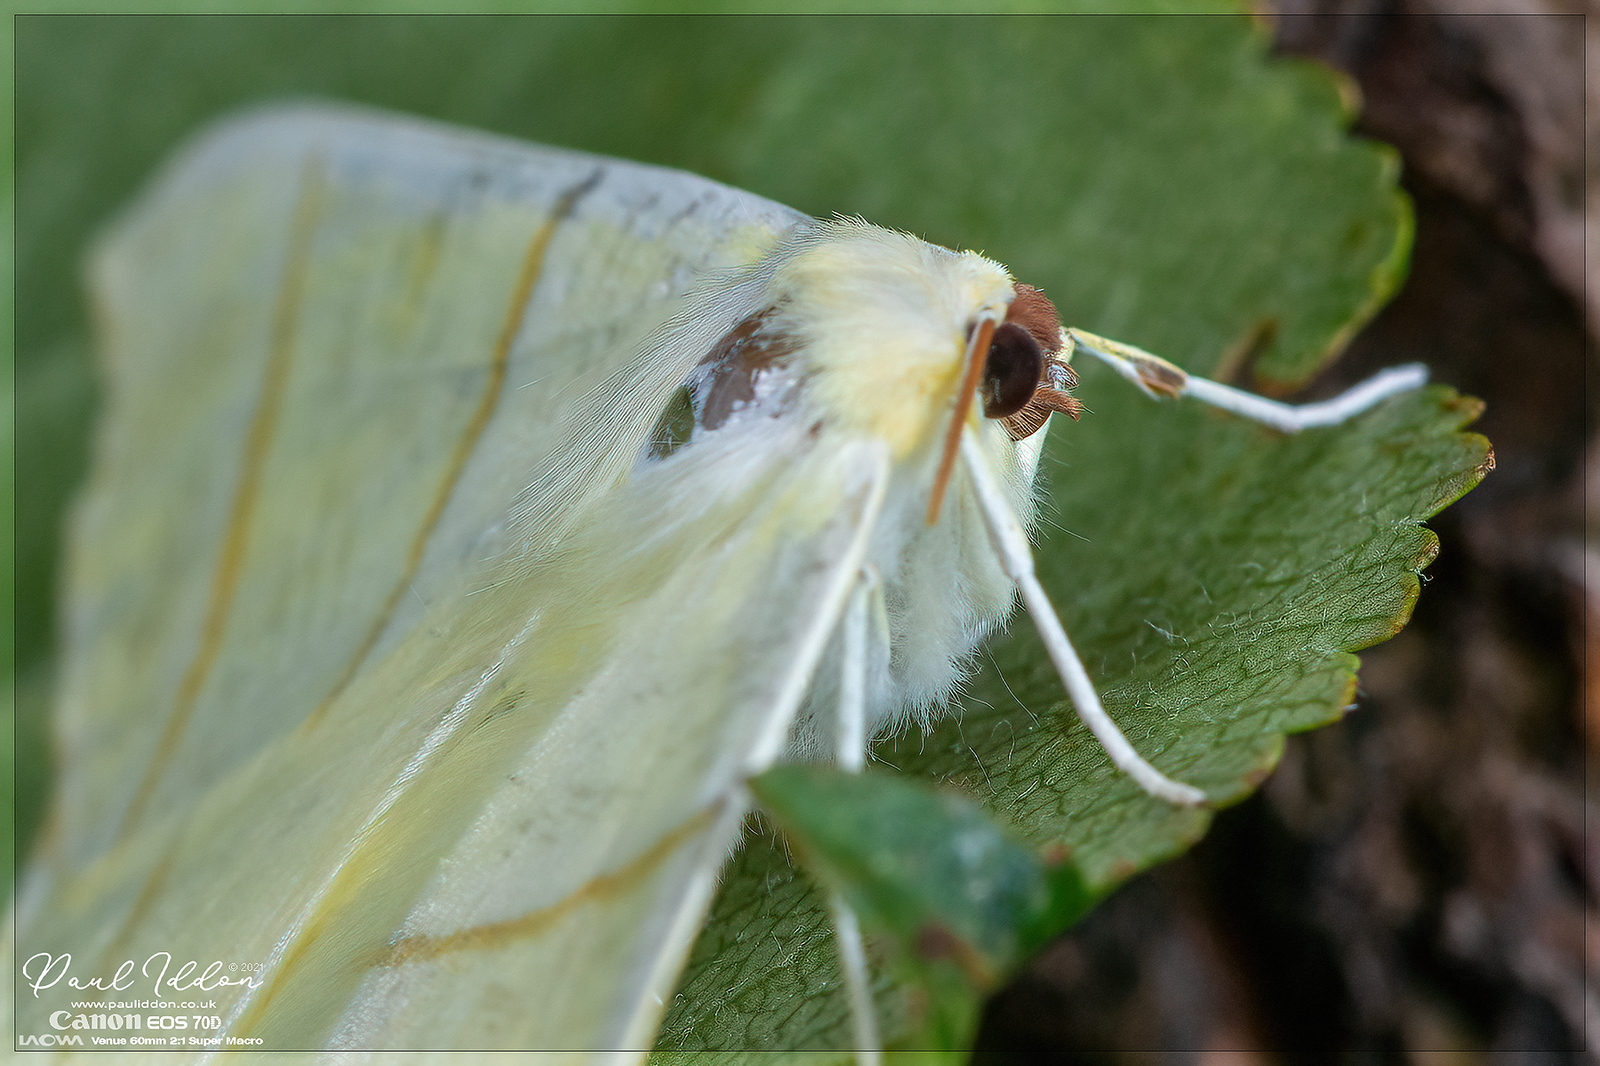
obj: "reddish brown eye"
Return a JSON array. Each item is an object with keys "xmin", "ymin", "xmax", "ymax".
[{"xmin": 981, "ymin": 321, "xmax": 1043, "ymax": 418}]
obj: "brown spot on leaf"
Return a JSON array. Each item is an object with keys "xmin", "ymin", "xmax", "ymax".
[
  {"xmin": 1041, "ymin": 842, "xmax": 1074, "ymax": 868},
  {"xmin": 916, "ymin": 922, "xmax": 999, "ymax": 989}
]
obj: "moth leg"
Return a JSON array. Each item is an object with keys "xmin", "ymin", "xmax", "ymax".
[
  {"xmin": 835, "ymin": 570, "xmax": 876, "ymax": 771},
  {"xmin": 960, "ymin": 433, "xmax": 1208, "ymax": 807},
  {"xmin": 1063, "ymin": 327, "xmax": 1428, "ymax": 431},
  {"xmin": 831, "ymin": 570, "xmax": 883, "ymax": 1066},
  {"xmin": 829, "ymin": 898, "xmax": 880, "ymax": 1066}
]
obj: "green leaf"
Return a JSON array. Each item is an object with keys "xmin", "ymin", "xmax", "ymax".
[{"xmin": 747, "ymin": 766, "xmax": 1095, "ymax": 1048}]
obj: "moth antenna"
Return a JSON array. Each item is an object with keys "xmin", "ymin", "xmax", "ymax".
[
  {"xmin": 959, "ymin": 432, "xmax": 1208, "ymax": 807},
  {"xmin": 1064, "ymin": 327, "xmax": 1428, "ymax": 430},
  {"xmin": 1181, "ymin": 363, "xmax": 1429, "ymax": 429},
  {"xmin": 927, "ymin": 317, "xmax": 997, "ymax": 525},
  {"xmin": 830, "ymin": 573, "xmax": 882, "ymax": 1064}
]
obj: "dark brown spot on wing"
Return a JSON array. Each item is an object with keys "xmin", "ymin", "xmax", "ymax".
[
  {"xmin": 649, "ymin": 305, "xmax": 801, "ymax": 458},
  {"xmin": 697, "ymin": 306, "xmax": 799, "ymax": 430}
]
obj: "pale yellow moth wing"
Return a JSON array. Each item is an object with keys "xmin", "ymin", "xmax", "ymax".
[
  {"xmin": 14, "ymin": 104, "xmax": 884, "ymax": 1051},
  {"xmin": 42, "ymin": 104, "xmax": 803, "ymax": 870},
  {"xmin": 18, "ymin": 423, "xmax": 885, "ymax": 1051},
  {"xmin": 310, "ymin": 432, "xmax": 886, "ymax": 1051}
]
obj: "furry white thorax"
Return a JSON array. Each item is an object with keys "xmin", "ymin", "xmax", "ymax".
[{"xmin": 653, "ymin": 219, "xmax": 1053, "ymax": 752}]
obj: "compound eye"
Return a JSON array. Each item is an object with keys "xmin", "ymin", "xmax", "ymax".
[{"xmin": 980, "ymin": 321, "xmax": 1043, "ymax": 419}]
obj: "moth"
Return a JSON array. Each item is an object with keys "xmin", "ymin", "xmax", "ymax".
[{"xmin": 12, "ymin": 105, "xmax": 1423, "ymax": 1053}]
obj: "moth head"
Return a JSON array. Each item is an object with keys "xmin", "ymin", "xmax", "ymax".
[
  {"xmin": 986, "ymin": 283, "xmax": 1083, "ymax": 432},
  {"xmin": 757, "ymin": 222, "xmax": 1084, "ymax": 455},
  {"xmin": 647, "ymin": 222, "xmax": 1081, "ymax": 502}
]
